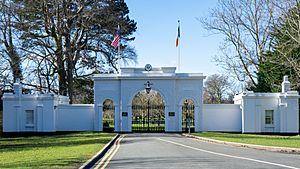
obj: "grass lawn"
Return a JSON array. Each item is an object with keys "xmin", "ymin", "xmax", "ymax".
[
  {"xmin": 0, "ymin": 132, "xmax": 115, "ymax": 169},
  {"xmin": 193, "ymin": 132, "xmax": 300, "ymax": 148}
]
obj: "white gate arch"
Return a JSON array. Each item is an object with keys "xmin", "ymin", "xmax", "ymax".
[{"xmin": 93, "ymin": 66, "xmax": 205, "ymax": 132}]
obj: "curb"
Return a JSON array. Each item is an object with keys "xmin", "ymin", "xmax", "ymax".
[
  {"xmin": 182, "ymin": 133, "xmax": 300, "ymax": 154},
  {"xmin": 79, "ymin": 134, "xmax": 120, "ymax": 169}
]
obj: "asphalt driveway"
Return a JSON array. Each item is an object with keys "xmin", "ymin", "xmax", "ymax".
[{"xmin": 96, "ymin": 133, "xmax": 300, "ymax": 169}]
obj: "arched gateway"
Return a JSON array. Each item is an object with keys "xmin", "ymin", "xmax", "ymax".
[
  {"xmin": 132, "ymin": 89, "xmax": 165, "ymax": 132},
  {"xmin": 93, "ymin": 65, "xmax": 205, "ymax": 132}
]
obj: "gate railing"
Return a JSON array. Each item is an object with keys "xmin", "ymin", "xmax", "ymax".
[
  {"xmin": 103, "ymin": 105, "xmax": 115, "ymax": 132},
  {"xmin": 132, "ymin": 104, "xmax": 165, "ymax": 132},
  {"xmin": 132, "ymin": 105, "xmax": 165, "ymax": 110},
  {"xmin": 132, "ymin": 119, "xmax": 165, "ymax": 132},
  {"xmin": 182, "ymin": 105, "xmax": 195, "ymax": 132}
]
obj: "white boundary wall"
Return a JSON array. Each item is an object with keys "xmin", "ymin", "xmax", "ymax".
[
  {"xmin": 2, "ymin": 73, "xmax": 299, "ymax": 133},
  {"xmin": 203, "ymin": 104, "xmax": 242, "ymax": 132},
  {"xmin": 56, "ymin": 104, "xmax": 94, "ymax": 131}
]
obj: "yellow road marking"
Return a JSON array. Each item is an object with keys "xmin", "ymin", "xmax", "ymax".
[
  {"xmin": 100, "ymin": 135, "xmax": 123, "ymax": 169},
  {"xmin": 94, "ymin": 140, "xmax": 117, "ymax": 169},
  {"xmin": 94, "ymin": 135, "xmax": 124, "ymax": 169}
]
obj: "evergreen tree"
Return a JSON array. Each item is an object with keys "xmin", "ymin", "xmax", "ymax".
[
  {"xmin": 12, "ymin": 0, "xmax": 137, "ymax": 103},
  {"xmin": 257, "ymin": 3, "xmax": 300, "ymax": 92},
  {"xmin": 255, "ymin": 52, "xmax": 291, "ymax": 92}
]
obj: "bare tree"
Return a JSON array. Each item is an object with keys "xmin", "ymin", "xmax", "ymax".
[
  {"xmin": 200, "ymin": 0, "xmax": 276, "ymax": 87},
  {"xmin": 203, "ymin": 74, "xmax": 231, "ymax": 104},
  {"xmin": 0, "ymin": 0, "xmax": 22, "ymax": 83},
  {"xmin": 23, "ymin": 54, "xmax": 57, "ymax": 93}
]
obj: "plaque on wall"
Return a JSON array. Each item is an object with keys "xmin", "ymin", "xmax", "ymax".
[
  {"xmin": 122, "ymin": 112, "xmax": 128, "ymax": 116},
  {"xmin": 169, "ymin": 112, "xmax": 175, "ymax": 116}
]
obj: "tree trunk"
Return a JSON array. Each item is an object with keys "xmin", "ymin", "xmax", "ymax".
[
  {"xmin": 65, "ymin": 31, "xmax": 74, "ymax": 104},
  {"xmin": 9, "ymin": 48, "xmax": 22, "ymax": 82},
  {"xmin": 67, "ymin": 56, "xmax": 73, "ymax": 104},
  {"xmin": 56, "ymin": 48, "xmax": 67, "ymax": 96}
]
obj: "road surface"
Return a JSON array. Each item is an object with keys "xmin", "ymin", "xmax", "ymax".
[{"xmin": 94, "ymin": 133, "xmax": 300, "ymax": 169}]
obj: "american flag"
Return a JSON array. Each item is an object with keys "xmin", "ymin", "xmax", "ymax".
[{"xmin": 111, "ymin": 26, "xmax": 120, "ymax": 49}]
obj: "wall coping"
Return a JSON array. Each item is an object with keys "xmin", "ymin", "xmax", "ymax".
[
  {"xmin": 234, "ymin": 91, "xmax": 299, "ymax": 100},
  {"xmin": 57, "ymin": 104, "xmax": 94, "ymax": 108},
  {"xmin": 92, "ymin": 73, "xmax": 205, "ymax": 80},
  {"xmin": 92, "ymin": 67, "xmax": 205, "ymax": 80},
  {"xmin": 203, "ymin": 104, "xmax": 241, "ymax": 108},
  {"xmin": 2, "ymin": 93, "xmax": 71, "ymax": 102}
]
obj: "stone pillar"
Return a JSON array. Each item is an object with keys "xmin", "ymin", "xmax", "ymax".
[
  {"xmin": 13, "ymin": 78, "xmax": 22, "ymax": 96},
  {"xmin": 255, "ymin": 105, "xmax": 262, "ymax": 133},
  {"xmin": 36, "ymin": 104, "xmax": 43, "ymax": 132},
  {"xmin": 178, "ymin": 105, "xmax": 183, "ymax": 132},
  {"xmin": 14, "ymin": 79, "xmax": 22, "ymax": 132},
  {"xmin": 194, "ymin": 106, "xmax": 202, "ymax": 132},
  {"xmin": 14, "ymin": 105, "xmax": 21, "ymax": 132},
  {"xmin": 282, "ymin": 75, "xmax": 290, "ymax": 93},
  {"xmin": 94, "ymin": 104, "xmax": 102, "ymax": 131},
  {"xmin": 114, "ymin": 104, "xmax": 120, "ymax": 132},
  {"xmin": 279, "ymin": 102, "xmax": 287, "ymax": 133},
  {"xmin": 127, "ymin": 105, "xmax": 132, "ymax": 132}
]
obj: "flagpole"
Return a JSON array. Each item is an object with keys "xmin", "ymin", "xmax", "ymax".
[
  {"xmin": 110, "ymin": 24, "xmax": 122, "ymax": 131},
  {"xmin": 117, "ymin": 25, "xmax": 122, "ymax": 132},
  {"xmin": 118, "ymin": 38, "xmax": 120, "ymax": 73},
  {"xmin": 178, "ymin": 37, "xmax": 180, "ymax": 72},
  {"xmin": 178, "ymin": 43, "xmax": 180, "ymax": 72},
  {"xmin": 177, "ymin": 20, "xmax": 181, "ymax": 72},
  {"xmin": 117, "ymin": 25, "xmax": 121, "ymax": 74}
]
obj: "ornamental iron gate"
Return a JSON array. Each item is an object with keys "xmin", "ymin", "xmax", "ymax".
[
  {"xmin": 182, "ymin": 100, "xmax": 195, "ymax": 133},
  {"xmin": 132, "ymin": 104, "xmax": 165, "ymax": 132}
]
